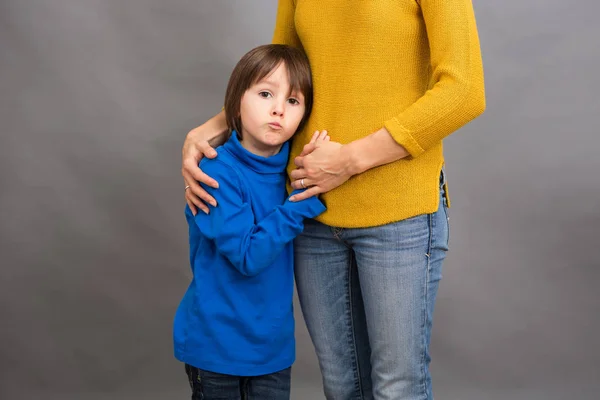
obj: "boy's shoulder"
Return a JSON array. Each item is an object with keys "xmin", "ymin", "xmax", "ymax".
[{"xmin": 199, "ymin": 148, "xmax": 243, "ymax": 186}]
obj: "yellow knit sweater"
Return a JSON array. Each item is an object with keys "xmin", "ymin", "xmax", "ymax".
[{"xmin": 273, "ymin": 0, "xmax": 486, "ymax": 228}]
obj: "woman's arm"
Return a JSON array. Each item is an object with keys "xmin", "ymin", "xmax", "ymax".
[
  {"xmin": 182, "ymin": 110, "xmax": 229, "ymax": 215},
  {"xmin": 289, "ymin": 0, "xmax": 486, "ymax": 201},
  {"xmin": 288, "ymin": 128, "xmax": 408, "ymax": 201},
  {"xmin": 382, "ymin": 0, "xmax": 486, "ymax": 157}
]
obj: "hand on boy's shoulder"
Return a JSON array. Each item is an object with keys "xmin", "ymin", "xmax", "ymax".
[
  {"xmin": 198, "ymin": 146, "xmax": 226, "ymax": 170},
  {"xmin": 198, "ymin": 157, "xmax": 239, "ymax": 192}
]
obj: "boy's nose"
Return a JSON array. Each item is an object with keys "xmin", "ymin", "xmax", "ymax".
[{"xmin": 271, "ymin": 99, "xmax": 286, "ymax": 116}]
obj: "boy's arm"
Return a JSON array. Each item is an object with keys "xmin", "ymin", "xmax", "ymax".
[{"xmin": 194, "ymin": 161, "xmax": 326, "ymax": 277}]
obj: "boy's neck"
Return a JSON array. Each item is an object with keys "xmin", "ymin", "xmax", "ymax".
[{"xmin": 239, "ymin": 136, "xmax": 283, "ymax": 158}]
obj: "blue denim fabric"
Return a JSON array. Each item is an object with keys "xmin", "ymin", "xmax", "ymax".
[
  {"xmin": 185, "ymin": 364, "xmax": 291, "ymax": 400},
  {"xmin": 294, "ymin": 173, "xmax": 450, "ymax": 399}
]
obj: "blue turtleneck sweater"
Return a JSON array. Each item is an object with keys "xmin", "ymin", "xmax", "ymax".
[{"xmin": 173, "ymin": 132, "xmax": 326, "ymax": 376}]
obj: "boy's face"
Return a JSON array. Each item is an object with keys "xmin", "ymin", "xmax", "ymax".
[{"xmin": 239, "ymin": 62, "xmax": 306, "ymax": 156}]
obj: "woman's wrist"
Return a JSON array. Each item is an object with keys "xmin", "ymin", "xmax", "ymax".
[
  {"xmin": 343, "ymin": 127, "xmax": 409, "ymax": 176},
  {"xmin": 343, "ymin": 141, "xmax": 367, "ymax": 176},
  {"xmin": 187, "ymin": 110, "xmax": 229, "ymax": 145},
  {"xmin": 208, "ymin": 127, "xmax": 230, "ymax": 148}
]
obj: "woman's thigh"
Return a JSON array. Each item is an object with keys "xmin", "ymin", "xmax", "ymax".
[
  {"xmin": 350, "ymin": 193, "xmax": 449, "ymax": 399},
  {"xmin": 294, "ymin": 219, "xmax": 373, "ymax": 399}
]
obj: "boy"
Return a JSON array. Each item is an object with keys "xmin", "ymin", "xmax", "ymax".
[{"xmin": 174, "ymin": 44, "xmax": 326, "ymax": 399}]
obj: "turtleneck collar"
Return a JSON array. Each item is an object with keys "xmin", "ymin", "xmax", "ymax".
[{"xmin": 222, "ymin": 131, "xmax": 290, "ymax": 174}]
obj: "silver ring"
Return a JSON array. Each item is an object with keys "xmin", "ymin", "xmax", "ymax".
[
  {"xmin": 184, "ymin": 185, "xmax": 191, "ymax": 191},
  {"xmin": 300, "ymin": 179, "xmax": 306, "ymax": 188}
]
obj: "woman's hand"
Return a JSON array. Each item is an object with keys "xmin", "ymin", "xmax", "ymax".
[
  {"xmin": 289, "ymin": 130, "xmax": 354, "ymax": 201},
  {"xmin": 182, "ymin": 113, "xmax": 229, "ymax": 215},
  {"xmin": 182, "ymin": 136, "xmax": 218, "ymax": 215}
]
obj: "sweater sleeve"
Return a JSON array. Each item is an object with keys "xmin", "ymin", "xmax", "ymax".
[
  {"xmin": 194, "ymin": 160, "xmax": 326, "ymax": 277},
  {"xmin": 271, "ymin": 0, "xmax": 302, "ymax": 48},
  {"xmin": 383, "ymin": 0, "xmax": 486, "ymax": 158}
]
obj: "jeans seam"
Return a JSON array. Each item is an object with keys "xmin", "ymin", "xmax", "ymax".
[
  {"xmin": 420, "ymin": 213, "xmax": 434, "ymax": 399},
  {"xmin": 443, "ymin": 196, "xmax": 450, "ymax": 248},
  {"xmin": 347, "ymin": 250, "xmax": 365, "ymax": 399}
]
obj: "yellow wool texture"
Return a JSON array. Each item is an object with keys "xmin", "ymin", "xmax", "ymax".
[{"xmin": 273, "ymin": 0, "xmax": 486, "ymax": 227}]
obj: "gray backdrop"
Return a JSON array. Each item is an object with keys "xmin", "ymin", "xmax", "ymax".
[{"xmin": 1, "ymin": 1, "xmax": 598, "ymax": 399}]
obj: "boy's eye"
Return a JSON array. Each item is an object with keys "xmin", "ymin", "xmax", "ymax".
[
  {"xmin": 258, "ymin": 91, "xmax": 272, "ymax": 98},
  {"xmin": 288, "ymin": 98, "xmax": 300, "ymax": 105}
]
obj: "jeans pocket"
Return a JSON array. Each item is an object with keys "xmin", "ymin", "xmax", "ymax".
[{"xmin": 442, "ymin": 194, "xmax": 450, "ymax": 247}]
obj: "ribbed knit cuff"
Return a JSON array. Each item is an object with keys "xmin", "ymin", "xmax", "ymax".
[{"xmin": 384, "ymin": 117, "xmax": 425, "ymax": 158}]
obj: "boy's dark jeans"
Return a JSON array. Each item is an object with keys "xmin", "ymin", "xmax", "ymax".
[{"xmin": 185, "ymin": 364, "xmax": 291, "ymax": 400}]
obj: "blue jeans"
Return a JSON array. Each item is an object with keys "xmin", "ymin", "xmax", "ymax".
[
  {"xmin": 184, "ymin": 364, "xmax": 291, "ymax": 400},
  {"xmin": 294, "ymin": 175, "xmax": 449, "ymax": 400}
]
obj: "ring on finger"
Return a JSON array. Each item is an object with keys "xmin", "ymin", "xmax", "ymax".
[
  {"xmin": 300, "ymin": 179, "xmax": 306, "ymax": 188},
  {"xmin": 184, "ymin": 185, "xmax": 191, "ymax": 191}
]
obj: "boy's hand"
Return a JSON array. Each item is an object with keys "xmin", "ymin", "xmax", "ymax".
[{"xmin": 304, "ymin": 130, "xmax": 330, "ymax": 154}]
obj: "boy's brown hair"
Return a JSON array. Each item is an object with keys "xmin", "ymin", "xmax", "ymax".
[{"xmin": 224, "ymin": 44, "xmax": 313, "ymax": 139}]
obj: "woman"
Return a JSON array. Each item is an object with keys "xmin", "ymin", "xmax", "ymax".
[{"xmin": 182, "ymin": 1, "xmax": 485, "ymax": 399}]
